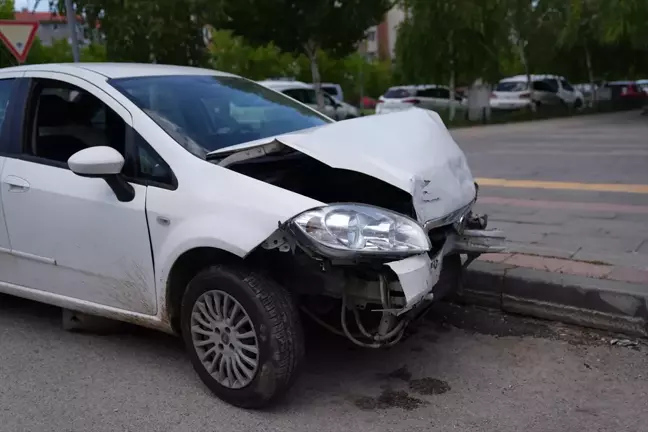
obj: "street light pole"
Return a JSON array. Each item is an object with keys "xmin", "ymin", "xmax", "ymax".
[{"xmin": 65, "ymin": 0, "xmax": 80, "ymax": 62}]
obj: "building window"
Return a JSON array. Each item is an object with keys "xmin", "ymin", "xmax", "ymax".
[{"xmin": 366, "ymin": 29, "xmax": 376, "ymax": 42}]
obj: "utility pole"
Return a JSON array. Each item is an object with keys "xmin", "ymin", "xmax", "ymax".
[{"xmin": 65, "ymin": 0, "xmax": 80, "ymax": 62}]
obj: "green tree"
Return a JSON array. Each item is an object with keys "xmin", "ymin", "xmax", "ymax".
[
  {"xmin": 52, "ymin": 0, "xmax": 218, "ymax": 65},
  {"xmin": 219, "ymin": 0, "xmax": 392, "ymax": 107},
  {"xmin": 208, "ymin": 29, "xmax": 295, "ymax": 79},
  {"xmin": 395, "ymin": 0, "xmax": 509, "ymax": 119},
  {"xmin": 0, "ymin": 0, "xmax": 16, "ymax": 68},
  {"xmin": 26, "ymin": 38, "xmax": 107, "ymax": 64}
]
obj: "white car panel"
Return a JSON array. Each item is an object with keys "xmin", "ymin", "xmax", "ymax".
[
  {"xmin": 0, "ymin": 64, "xmax": 477, "ymax": 335},
  {"xmin": 208, "ymin": 108, "xmax": 476, "ymax": 224},
  {"xmin": 1, "ymin": 158, "xmax": 157, "ymax": 314}
]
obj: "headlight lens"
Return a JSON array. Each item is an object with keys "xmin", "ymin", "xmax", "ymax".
[{"xmin": 292, "ymin": 204, "xmax": 430, "ymax": 254}]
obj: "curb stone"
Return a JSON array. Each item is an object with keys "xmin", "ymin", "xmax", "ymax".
[{"xmin": 450, "ymin": 261, "xmax": 648, "ymax": 338}]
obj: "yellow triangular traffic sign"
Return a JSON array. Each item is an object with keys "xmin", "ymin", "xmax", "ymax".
[{"xmin": 0, "ymin": 20, "xmax": 39, "ymax": 64}]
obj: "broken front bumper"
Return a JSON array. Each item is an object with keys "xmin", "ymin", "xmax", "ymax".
[{"xmin": 385, "ymin": 214, "xmax": 506, "ymax": 316}]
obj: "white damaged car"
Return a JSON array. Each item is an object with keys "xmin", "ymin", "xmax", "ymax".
[{"xmin": 0, "ymin": 63, "xmax": 504, "ymax": 408}]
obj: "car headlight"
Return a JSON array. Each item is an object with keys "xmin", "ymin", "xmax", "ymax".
[{"xmin": 291, "ymin": 204, "xmax": 430, "ymax": 255}]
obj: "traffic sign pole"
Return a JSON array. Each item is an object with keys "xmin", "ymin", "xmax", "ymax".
[{"xmin": 65, "ymin": 0, "xmax": 80, "ymax": 62}]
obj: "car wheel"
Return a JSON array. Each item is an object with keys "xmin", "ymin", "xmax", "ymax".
[
  {"xmin": 574, "ymin": 98, "xmax": 583, "ymax": 110},
  {"xmin": 181, "ymin": 264, "xmax": 304, "ymax": 409}
]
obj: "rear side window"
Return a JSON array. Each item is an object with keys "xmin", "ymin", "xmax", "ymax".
[
  {"xmin": 435, "ymin": 88, "xmax": 450, "ymax": 99},
  {"xmin": 532, "ymin": 80, "xmax": 556, "ymax": 92},
  {"xmin": 415, "ymin": 88, "xmax": 436, "ymax": 97},
  {"xmin": 383, "ymin": 88, "xmax": 412, "ymax": 99},
  {"xmin": 545, "ymin": 79, "xmax": 559, "ymax": 91},
  {"xmin": 321, "ymin": 86, "xmax": 337, "ymax": 97},
  {"xmin": 561, "ymin": 80, "xmax": 574, "ymax": 91},
  {"xmin": 0, "ymin": 79, "xmax": 16, "ymax": 130},
  {"xmin": 282, "ymin": 89, "xmax": 305, "ymax": 103}
]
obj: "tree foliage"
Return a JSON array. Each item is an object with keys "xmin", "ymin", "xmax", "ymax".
[
  {"xmin": 207, "ymin": 29, "xmax": 392, "ymax": 102},
  {"xmin": 395, "ymin": 0, "xmax": 648, "ymax": 87},
  {"xmin": 218, "ymin": 0, "xmax": 392, "ymax": 106},
  {"xmin": 51, "ymin": 0, "xmax": 218, "ymax": 65}
]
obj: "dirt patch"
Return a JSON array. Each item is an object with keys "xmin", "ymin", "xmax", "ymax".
[
  {"xmin": 354, "ymin": 389, "xmax": 425, "ymax": 411},
  {"xmin": 409, "ymin": 377, "xmax": 451, "ymax": 395}
]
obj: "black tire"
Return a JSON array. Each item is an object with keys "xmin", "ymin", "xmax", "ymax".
[{"xmin": 180, "ymin": 264, "xmax": 304, "ymax": 409}]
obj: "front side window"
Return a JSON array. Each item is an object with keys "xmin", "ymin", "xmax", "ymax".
[
  {"xmin": 0, "ymin": 79, "xmax": 15, "ymax": 130},
  {"xmin": 25, "ymin": 79, "xmax": 126, "ymax": 166},
  {"xmin": 110, "ymin": 75, "xmax": 330, "ymax": 158}
]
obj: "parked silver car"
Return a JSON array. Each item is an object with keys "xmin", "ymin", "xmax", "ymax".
[
  {"xmin": 376, "ymin": 85, "xmax": 466, "ymax": 115},
  {"xmin": 490, "ymin": 75, "xmax": 584, "ymax": 111}
]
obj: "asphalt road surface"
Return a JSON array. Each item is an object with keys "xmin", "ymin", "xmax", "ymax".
[
  {"xmin": 1, "ymin": 294, "xmax": 647, "ymax": 432},
  {"xmin": 2, "ymin": 112, "xmax": 648, "ymax": 432},
  {"xmin": 452, "ymin": 111, "xmax": 648, "ymax": 269}
]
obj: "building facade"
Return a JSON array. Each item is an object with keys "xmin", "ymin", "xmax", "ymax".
[
  {"xmin": 14, "ymin": 10, "xmax": 89, "ymax": 47},
  {"xmin": 358, "ymin": 5, "xmax": 407, "ymax": 62}
]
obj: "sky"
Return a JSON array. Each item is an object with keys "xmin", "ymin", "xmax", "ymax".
[{"xmin": 15, "ymin": 0, "xmax": 49, "ymax": 12}]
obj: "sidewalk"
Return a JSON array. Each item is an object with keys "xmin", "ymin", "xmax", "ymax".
[{"xmin": 449, "ymin": 112, "xmax": 648, "ymax": 337}]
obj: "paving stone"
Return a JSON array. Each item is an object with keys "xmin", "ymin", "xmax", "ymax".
[
  {"xmin": 540, "ymin": 234, "xmax": 644, "ymax": 255},
  {"xmin": 478, "ymin": 253, "xmax": 512, "ymax": 263},
  {"xmin": 557, "ymin": 261, "xmax": 613, "ymax": 278},
  {"xmin": 607, "ymin": 267, "xmax": 648, "ymax": 285},
  {"xmin": 503, "ymin": 254, "xmax": 568, "ymax": 272}
]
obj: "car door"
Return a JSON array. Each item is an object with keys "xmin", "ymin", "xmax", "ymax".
[
  {"xmin": 0, "ymin": 72, "xmax": 157, "ymax": 315},
  {"xmin": 414, "ymin": 88, "xmax": 436, "ymax": 111},
  {"xmin": 559, "ymin": 79, "xmax": 577, "ymax": 104},
  {"xmin": 323, "ymin": 93, "xmax": 343, "ymax": 119},
  {"xmin": 434, "ymin": 88, "xmax": 452, "ymax": 110},
  {"xmin": 533, "ymin": 80, "xmax": 560, "ymax": 105},
  {"xmin": 544, "ymin": 79, "xmax": 563, "ymax": 105}
]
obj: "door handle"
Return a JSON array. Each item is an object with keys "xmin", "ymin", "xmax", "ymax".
[{"xmin": 4, "ymin": 175, "xmax": 30, "ymax": 192}]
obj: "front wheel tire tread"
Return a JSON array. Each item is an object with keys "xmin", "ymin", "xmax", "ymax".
[{"xmin": 181, "ymin": 264, "xmax": 304, "ymax": 409}]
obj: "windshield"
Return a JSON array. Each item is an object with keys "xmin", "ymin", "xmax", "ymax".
[
  {"xmin": 109, "ymin": 75, "xmax": 331, "ymax": 158},
  {"xmin": 495, "ymin": 81, "xmax": 529, "ymax": 92},
  {"xmin": 383, "ymin": 88, "xmax": 413, "ymax": 99}
]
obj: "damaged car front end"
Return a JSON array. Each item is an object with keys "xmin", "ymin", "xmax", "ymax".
[{"xmin": 210, "ymin": 108, "xmax": 505, "ymax": 348}]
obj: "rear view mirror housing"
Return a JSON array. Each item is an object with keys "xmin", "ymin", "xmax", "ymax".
[{"xmin": 68, "ymin": 146, "xmax": 135, "ymax": 202}]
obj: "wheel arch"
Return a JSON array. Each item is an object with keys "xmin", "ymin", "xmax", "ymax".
[{"xmin": 165, "ymin": 246, "xmax": 243, "ymax": 333}]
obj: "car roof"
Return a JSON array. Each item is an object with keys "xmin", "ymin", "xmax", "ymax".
[
  {"xmin": 0, "ymin": 62, "xmax": 238, "ymax": 79},
  {"xmin": 499, "ymin": 74, "xmax": 566, "ymax": 83}
]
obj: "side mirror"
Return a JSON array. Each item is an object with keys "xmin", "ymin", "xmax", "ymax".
[
  {"xmin": 69, "ymin": 146, "xmax": 124, "ymax": 176},
  {"xmin": 68, "ymin": 146, "xmax": 135, "ymax": 202}
]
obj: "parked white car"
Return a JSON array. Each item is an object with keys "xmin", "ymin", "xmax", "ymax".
[
  {"xmin": 376, "ymin": 85, "xmax": 466, "ymax": 115},
  {"xmin": 491, "ymin": 75, "xmax": 584, "ymax": 111},
  {"xmin": 0, "ymin": 63, "xmax": 503, "ymax": 408},
  {"xmin": 258, "ymin": 80, "xmax": 358, "ymax": 120}
]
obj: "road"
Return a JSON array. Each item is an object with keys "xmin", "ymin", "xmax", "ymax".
[
  {"xmin": 452, "ymin": 111, "xmax": 648, "ymax": 269},
  {"xmin": 1, "ymin": 294, "xmax": 647, "ymax": 432},
  {"xmin": 2, "ymin": 111, "xmax": 648, "ymax": 432}
]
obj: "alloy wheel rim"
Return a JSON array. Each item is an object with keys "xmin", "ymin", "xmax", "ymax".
[{"xmin": 190, "ymin": 290, "xmax": 259, "ymax": 389}]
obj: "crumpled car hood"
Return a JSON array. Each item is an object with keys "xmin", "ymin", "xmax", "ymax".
[{"xmin": 211, "ymin": 108, "xmax": 476, "ymax": 224}]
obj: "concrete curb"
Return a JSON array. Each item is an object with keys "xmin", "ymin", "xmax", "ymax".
[{"xmin": 452, "ymin": 261, "xmax": 648, "ymax": 338}]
